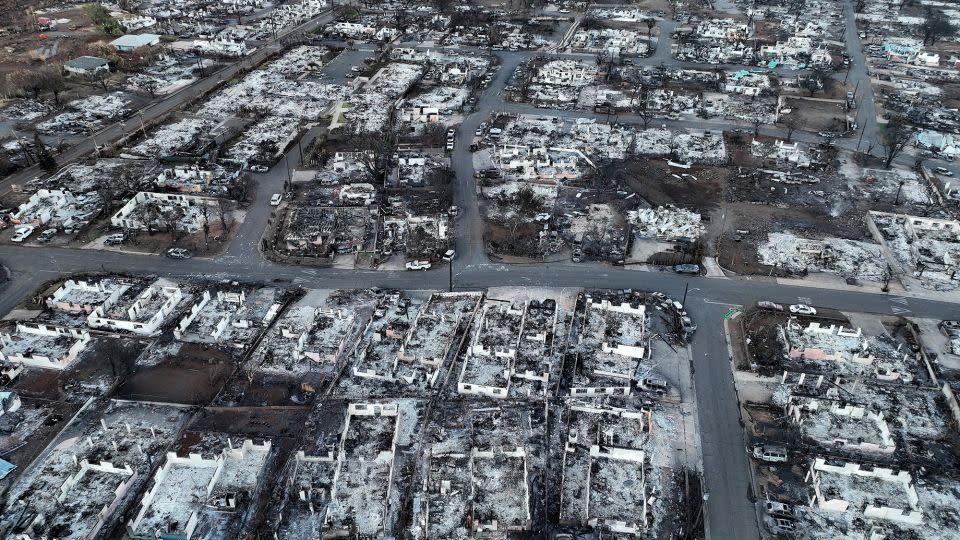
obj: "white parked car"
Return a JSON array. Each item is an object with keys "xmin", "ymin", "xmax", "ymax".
[
  {"xmin": 405, "ymin": 260, "xmax": 431, "ymax": 271},
  {"xmin": 104, "ymin": 233, "xmax": 126, "ymax": 245},
  {"xmin": 441, "ymin": 249, "xmax": 455, "ymax": 262},
  {"xmin": 166, "ymin": 247, "xmax": 192, "ymax": 259},
  {"xmin": 11, "ymin": 225, "xmax": 34, "ymax": 242},
  {"xmin": 270, "ymin": 193, "xmax": 283, "ymax": 206},
  {"xmin": 789, "ymin": 304, "xmax": 817, "ymax": 316},
  {"xmin": 250, "ymin": 165, "xmax": 269, "ymax": 173}
]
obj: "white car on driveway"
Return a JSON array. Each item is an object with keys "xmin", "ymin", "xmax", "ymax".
[
  {"xmin": 789, "ymin": 304, "xmax": 817, "ymax": 316},
  {"xmin": 270, "ymin": 193, "xmax": 283, "ymax": 206},
  {"xmin": 11, "ymin": 225, "xmax": 34, "ymax": 242}
]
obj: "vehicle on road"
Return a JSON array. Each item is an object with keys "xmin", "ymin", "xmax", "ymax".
[
  {"xmin": 788, "ymin": 304, "xmax": 817, "ymax": 315},
  {"xmin": 448, "ymin": 205, "xmax": 460, "ymax": 216},
  {"xmin": 405, "ymin": 260, "xmax": 431, "ymax": 270},
  {"xmin": 935, "ymin": 166, "xmax": 953, "ymax": 176},
  {"xmin": 250, "ymin": 165, "xmax": 269, "ymax": 173},
  {"xmin": 673, "ymin": 263, "xmax": 701, "ymax": 274},
  {"xmin": 756, "ymin": 301, "xmax": 784, "ymax": 311},
  {"xmin": 166, "ymin": 248, "xmax": 192, "ymax": 259},
  {"xmin": 270, "ymin": 193, "xmax": 283, "ymax": 206},
  {"xmin": 442, "ymin": 249, "xmax": 456, "ymax": 262},
  {"xmin": 11, "ymin": 225, "xmax": 35, "ymax": 243}
]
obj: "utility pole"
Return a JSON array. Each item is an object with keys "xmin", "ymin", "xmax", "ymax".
[
  {"xmin": 856, "ymin": 115, "xmax": 867, "ymax": 151},
  {"xmin": 448, "ymin": 259, "xmax": 453, "ymax": 292},
  {"xmin": 90, "ymin": 129, "xmax": 101, "ymax": 157},
  {"xmin": 681, "ymin": 282, "xmax": 690, "ymax": 307}
]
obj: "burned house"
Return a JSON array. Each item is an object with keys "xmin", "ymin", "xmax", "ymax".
[
  {"xmin": 571, "ymin": 294, "xmax": 649, "ymax": 396},
  {"xmin": 458, "ymin": 300, "xmax": 526, "ymax": 398},
  {"xmin": 282, "ymin": 206, "xmax": 378, "ymax": 260}
]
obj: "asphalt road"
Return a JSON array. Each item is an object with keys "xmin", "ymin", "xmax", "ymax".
[
  {"xmin": 451, "ymin": 52, "xmax": 528, "ymax": 267},
  {"xmin": 842, "ymin": 0, "xmax": 879, "ymax": 154}
]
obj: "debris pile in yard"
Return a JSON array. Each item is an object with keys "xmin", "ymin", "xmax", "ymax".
[
  {"xmin": 628, "ymin": 206, "xmax": 705, "ymax": 242},
  {"xmin": 126, "ymin": 117, "xmax": 221, "ymax": 159},
  {"xmin": 37, "ymin": 93, "xmax": 130, "ymax": 135},
  {"xmin": 344, "ymin": 62, "xmax": 423, "ymax": 133},
  {"xmin": 673, "ymin": 131, "xmax": 728, "ymax": 164},
  {"xmin": 569, "ymin": 28, "xmax": 650, "ymax": 56},
  {"xmin": 758, "ymin": 231, "xmax": 887, "ymax": 280},
  {"xmin": 870, "ymin": 212, "xmax": 960, "ymax": 290}
]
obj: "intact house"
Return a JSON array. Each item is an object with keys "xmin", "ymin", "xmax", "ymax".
[
  {"xmin": 110, "ymin": 34, "xmax": 161, "ymax": 52},
  {"xmin": 64, "ymin": 56, "xmax": 110, "ymax": 76}
]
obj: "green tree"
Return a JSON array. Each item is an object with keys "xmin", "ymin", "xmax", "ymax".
[{"xmin": 83, "ymin": 3, "xmax": 125, "ymax": 35}]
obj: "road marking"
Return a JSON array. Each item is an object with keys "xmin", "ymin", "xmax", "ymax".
[
  {"xmin": 703, "ymin": 299, "xmax": 743, "ymax": 307},
  {"xmin": 722, "ymin": 306, "xmax": 743, "ymax": 319},
  {"xmin": 891, "ymin": 306, "xmax": 912, "ymax": 315},
  {"xmin": 890, "ymin": 296, "xmax": 909, "ymax": 305},
  {"xmin": 797, "ymin": 296, "xmax": 812, "ymax": 305}
]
